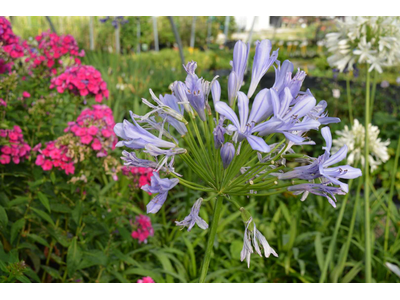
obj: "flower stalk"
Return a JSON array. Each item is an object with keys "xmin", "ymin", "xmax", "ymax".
[
  {"xmin": 364, "ymin": 67, "xmax": 372, "ymax": 283},
  {"xmin": 199, "ymin": 196, "xmax": 224, "ymax": 283}
]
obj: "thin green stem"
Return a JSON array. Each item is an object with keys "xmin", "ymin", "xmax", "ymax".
[
  {"xmin": 319, "ymin": 179, "xmax": 354, "ymax": 283},
  {"xmin": 370, "ymin": 69, "xmax": 378, "ymax": 121},
  {"xmin": 364, "ymin": 67, "xmax": 372, "ymax": 283},
  {"xmin": 333, "ymin": 175, "xmax": 363, "ymax": 283},
  {"xmin": 346, "ymin": 75, "xmax": 353, "ymax": 124},
  {"xmin": 384, "ymin": 137, "xmax": 400, "ymax": 254},
  {"xmin": 199, "ymin": 196, "xmax": 223, "ymax": 283}
]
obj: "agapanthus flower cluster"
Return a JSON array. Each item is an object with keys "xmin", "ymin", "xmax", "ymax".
[
  {"xmin": 114, "ymin": 39, "xmax": 361, "ymax": 268},
  {"xmin": 0, "ymin": 16, "xmax": 25, "ymax": 59},
  {"xmin": 34, "ymin": 141, "xmax": 75, "ymax": 175},
  {"xmin": 326, "ymin": 17, "xmax": 400, "ymax": 73},
  {"xmin": 50, "ymin": 65, "xmax": 109, "ymax": 102},
  {"xmin": 64, "ymin": 105, "xmax": 116, "ymax": 155},
  {"xmin": 0, "ymin": 125, "xmax": 31, "ymax": 165},
  {"xmin": 121, "ymin": 166, "xmax": 154, "ymax": 189},
  {"xmin": 332, "ymin": 119, "xmax": 390, "ymax": 172},
  {"xmin": 131, "ymin": 215, "xmax": 154, "ymax": 244},
  {"xmin": 25, "ymin": 31, "xmax": 85, "ymax": 74}
]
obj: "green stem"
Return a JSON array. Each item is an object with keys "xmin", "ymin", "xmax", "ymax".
[
  {"xmin": 199, "ymin": 196, "xmax": 223, "ymax": 283},
  {"xmin": 384, "ymin": 137, "xmax": 400, "ymax": 254},
  {"xmin": 364, "ymin": 67, "xmax": 372, "ymax": 283},
  {"xmin": 333, "ymin": 175, "xmax": 363, "ymax": 282},
  {"xmin": 370, "ymin": 69, "xmax": 378, "ymax": 121},
  {"xmin": 319, "ymin": 179, "xmax": 354, "ymax": 283},
  {"xmin": 346, "ymin": 75, "xmax": 353, "ymax": 124}
]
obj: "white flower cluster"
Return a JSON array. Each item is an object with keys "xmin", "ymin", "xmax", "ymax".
[
  {"xmin": 326, "ymin": 17, "xmax": 400, "ymax": 73},
  {"xmin": 332, "ymin": 119, "xmax": 390, "ymax": 172}
]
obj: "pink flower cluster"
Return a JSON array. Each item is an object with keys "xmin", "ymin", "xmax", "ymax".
[
  {"xmin": 26, "ymin": 31, "xmax": 84, "ymax": 73},
  {"xmin": 0, "ymin": 126, "xmax": 31, "ymax": 165},
  {"xmin": 64, "ymin": 105, "xmax": 116, "ymax": 155},
  {"xmin": 137, "ymin": 276, "xmax": 155, "ymax": 283},
  {"xmin": 0, "ymin": 98, "xmax": 6, "ymax": 107},
  {"xmin": 131, "ymin": 215, "xmax": 154, "ymax": 244},
  {"xmin": 50, "ymin": 65, "xmax": 109, "ymax": 102},
  {"xmin": 34, "ymin": 141, "xmax": 75, "ymax": 175},
  {"xmin": 121, "ymin": 166, "xmax": 154, "ymax": 189},
  {"xmin": 0, "ymin": 17, "xmax": 25, "ymax": 59}
]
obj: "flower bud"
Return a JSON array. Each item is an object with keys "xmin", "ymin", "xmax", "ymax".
[{"xmin": 220, "ymin": 142, "xmax": 235, "ymax": 169}]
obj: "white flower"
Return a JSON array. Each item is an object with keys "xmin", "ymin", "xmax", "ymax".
[
  {"xmin": 332, "ymin": 89, "xmax": 341, "ymax": 99},
  {"xmin": 332, "ymin": 119, "xmax": 390, "ymax": 172},
  {"xmin": 326, "ymin": 17, "xmax": 400, "ymax": 73},
  {"xmin": 240, "ymin": 217, "xmax": 278, "ymax": 268}
]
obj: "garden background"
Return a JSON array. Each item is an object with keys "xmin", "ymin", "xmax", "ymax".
[{"xmin": 1, "ymin": 16, "xmax": 400, "ymax": 283}]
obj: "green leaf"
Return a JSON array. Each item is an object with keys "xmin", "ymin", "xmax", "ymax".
[
  {"xmin": 24, "ymin": 267, "xmax": 41, "ymax": 283},
  {"xmin": 72, "ymin": 201, "xmax": 82, "ymax": 225},
  {"xmin": 31, "ymin": 208, "xmax": 55, "ymax": 226},
  {"xmin": 315, "ymin": 232, "xmax": 325, "ymax": 272},
  {"xmin": 37, "ymin": 192, "xmax": 51, "ymax": 213},
  {"xmin": 341, "ymin": 262, "xmax": 362, "ymax": 283},
  {"xmin": 67, "ymin": 237, "xmax": 82, "ymax": 277},
  {"xmin": 7, "ymin": 196, "xmax": 29, "ymax": 208},
  {"xmin": 10, "ymin": 218, "xmax": 25, "ymax": 244},
  {"xmin": 41, "ymin": 265, "xmax": 61, "ymax": 280},
  {"xmin": 16, "ymin": 275, "xmax": 31, "ymax": 283},
  {"xmin": 27, "ymin": 233, "xmax": 50, "ymax": 248},
  {"xmin": 0, "ymin": 206, "xmax": 8, "ymax": 227}
]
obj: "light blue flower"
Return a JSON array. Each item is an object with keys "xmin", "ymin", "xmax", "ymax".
[
  {"xmin": 247, "ymin": 40, "xmax": 279, "ymax": 98},
  {"xmin": 220, "ymin": 142, "xmax": 235, "ymax": 169},
  {"xmin": 114, "ymin": 111, "xmax": 177, "ymax": 150},
  {"xmin": 141, "ymin": 172, "xmax": 179, "ymax": 214},
  {"xmin": 175, "ymin": 198, "xmax": 208, "ymax": 231},
  {"xmin": 215, "ymin": 91, "xmax": 271, "ymax": 153}
]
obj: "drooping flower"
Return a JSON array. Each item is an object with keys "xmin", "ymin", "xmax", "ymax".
[
  {"xmin": 240, "ymin": 217, "xmax": 278, "ymax": 268},
  {"xmin": 279, "ymin": 127, "xmax": 362, "ymax": 193},
  {"xmin": 141, "ymin": 172, "xmax": 179, "ymax": 214},
  {"xmin": 175, "ymin": 198, "xmax": 208, "ymax": 231},
  {"xmin": 288, "ymin": 183, "xmax": 347, "ymax": 208}
]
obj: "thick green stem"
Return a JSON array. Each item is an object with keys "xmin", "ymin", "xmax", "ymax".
[
  {"xmin": 346, "ymin": 75, "xmax": 353, "ymax": 124},
  {"xmin": 364, "ymin": 68, "xmax": 372, "ymax": 283},
  {"xmin": 199, "ymin": 196, "xmax": 223, "ymax": 283},
  {"xmin": 384, "ymin": 138, "xmax": 400, "ymax": 254}
]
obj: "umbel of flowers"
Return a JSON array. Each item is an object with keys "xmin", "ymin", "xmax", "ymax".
[
  {"xmin": 131, "ymin": 215, "xmax": 154, "ymax": 244},
  {"xmin": 114, "ymin": 39, "xmax": 362, "ymax": 281},
  {"xmin": 50, "ymin": 65, "xmax": 109, "ymax": 103},
  {"xmin": 326, "ymin": 16, "xmax": 400, "ymax": 73},
  {"xmin": 35, "ymin": 105, "xmax": 117, "ymax": 174},
  {"xmin": 0, "ymin": 125, "xmax": 31, "ymax": 165}
]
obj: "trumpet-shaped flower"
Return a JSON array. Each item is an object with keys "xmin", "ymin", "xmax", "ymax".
[
  {"xmin": 114, "ymin": 111, "xmax": 176, "ymax": 150},
  {"xmin": 141, "ymin": 172, "xmax": 179, "ymax": 214},
  {"xmin": 279, "ymin": 127, "xmax": 362, "ymax": 193},
  {"xmin": 215, "ymin": 92, "xmax": 271, "ymax": 153},
  {"xmin": 248, "ymin": 40, "xmax": 279, "ymax": 98}
]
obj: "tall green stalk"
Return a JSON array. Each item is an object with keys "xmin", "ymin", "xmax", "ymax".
[
  {"xmin": 369, "ymin": 70, "xmax": 378, "ymax": 121},
  {"xmin": 346, "ymin": 75, "xmax": 353, "ymax": 124},
  {"xmin": 319, "ymin": 179, "xmax": 353, "ymax": 283},
  {"xmin": 199, "ymin": 196, "xmax": 224, "ymax": 282},
  {"xmin": 364, "ymin": 68, "xmax": 372, "ymax": 283},
  {"xmin": 384, "ymin": 138, "xmax": 400, "ymax": 254}
]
